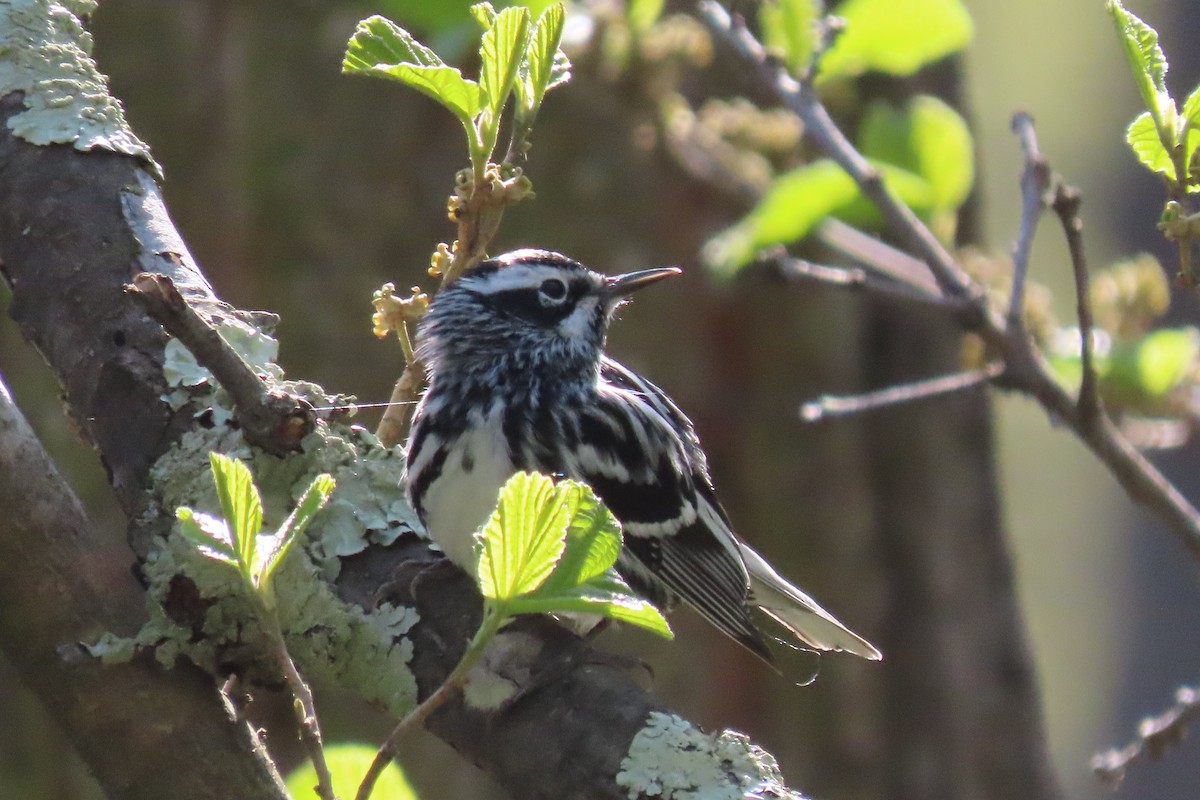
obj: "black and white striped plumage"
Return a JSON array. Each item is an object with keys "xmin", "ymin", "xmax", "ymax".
[{"xmin": 404, "ymin": 249, "xmax": 880, "ymax": 664}]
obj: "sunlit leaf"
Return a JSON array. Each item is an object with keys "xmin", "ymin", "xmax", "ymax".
[
  {"xmin": 818, "ymin": 0, "xmax": 972, "ymax": 81},
  {"xmin": 859, "ymin": 95, "xmax": 973, "ymax": 209},
  {"xmin": 367, "ymin": 63, "xmax": 482, "ymax": 125},
  {"xmin": 510, "ymin": 572, "xmax": 673, "ymax": 638},
  {"xmin": 256, "ymin": 474, "xmax": 336, "ymax": 588},
  {"xmin": 759, "ymin": 0, "xmax": 819, "ymax": 75},
  {"xmin": 628, "ymin": 0, "xmax": 665, "ymax": 32},
  {"xmin": 343, "ymin": 15, "xmax": 444, "ymax": 73},
  {"xmin": 1107, "ymin": 0, "xmax": 1176, "ymax": 141},
  {"xmin": 209, "ymin": 453, "xmax": 262, "ymax": 573},
  {"xmin": 176, "ymin": 507, "xmax": 238, "ymax": 566},
  {"xmin": 519, "ymin": 3, "xmax": 568, "ymax": 112},
  {"xmin": 534, "ymin": 481, "xmax": 621, "ymax": 593},
  {"xmin": 286, "ymin": 742, "xmax": 417, "ymax": 800},
  {"xmin": 476, "ymin": 472, "xmax": 570, "ymax": 601},
  {"xmin": 479, "ymin": 5, "xmax": 531, "ymax": 120},
  {"xmin": 702, "ymin": 159, "xmax": 936, "ymax": 277},
  {"xmin": 1126, "ymin": 111, "xmax": 1176, "ymax": 178},
  {"xmin": 1111, "ymin": 328, "xmax": 1200, "ymax": 398}
]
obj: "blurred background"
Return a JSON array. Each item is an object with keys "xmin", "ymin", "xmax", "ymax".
[{"xmin": 2, "ymin": 0, "xmax": 1200, "ymax": 798}]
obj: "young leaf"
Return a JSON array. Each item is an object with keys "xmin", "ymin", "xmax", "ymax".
[
  {"xmin": 479, "ymin": 5, "xmax": 532, "ymax": 120},
  {"xmin": 476, "ymin": 472, "xmax": 570, "ymax": 601},
  {"xmin": 209, "ymin": 453, "xmax": 262, "ymax": 574},
  {"xmin": 367, "ymin": 63, "xmax": 483, "ymax": 125},
  {"xmin": 1181, "ymin": 84, "xmax": 1200, "ymax": 186},
  {"xmin": 522, "ymin": 3, "xmax": 568, "ymax": 112},
  {"xmin": 509, "ymin": 573, "xmax": 673, "ymax": 639},
  {"xmin": 1107, "ymin": 1, "xmax": 1175, "ymax": 138},
  {"xmin": 342, "ymin": 15, "xmax": 444, "ymax": 73},
  {"xmin": 256, "ymin": 474, "xmax": 336, "ymax": 588},
  {"xmin": 858, "ymin": 95, "xmax": 974, "ymax": 209},
  {"xmin": 702, "ymin": 159, "xmax": 936, "ymax": 277},
  {"xmin": 1127, "ymin": 111, "xmax": 1176, "ymax": 177},
  {"xmin": 176, "ymin": 507, "xmax": 238, "ymax": 567},
  {"xmin": 759, "ymin": 0, "xmax": 819, "ymax": 76},
  {"xmin": 818, "ymin": 0, "xmax": 972, "ymax": 82},
  {"xmin": 470, "ymin": 1, "xmax": 498, "ymax": 29},
  {"xmin": 1109, "ymin": 327, "xmax": 1200, "ymax": 399},
  {"xmin": 534, "ymin": 481, "xmax": 622, "ymax": 594}
]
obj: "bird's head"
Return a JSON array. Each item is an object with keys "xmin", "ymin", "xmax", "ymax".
[{"xmin": 415, "ymin": 249, "xmax": 680, "ymax": 379}]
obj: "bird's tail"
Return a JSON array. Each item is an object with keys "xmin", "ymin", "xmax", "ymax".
[{"xmin": 740, "ymin": 542, "xmax": 882, "ymax": 661}]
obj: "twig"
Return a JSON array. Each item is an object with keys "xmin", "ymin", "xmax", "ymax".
[
  {"xmin": 770, "ymin": 255, "xmax": 947, "ymax": 308},
  {"xmin": 127, "ymin": 273, "xmax": 314, "ymax": 455},
  {"xmin": 800, "ymin": 364, "xmax": 1003, "ymax": 423},
  {"xmin": 1051, "ymin": 182, "xmax": 1100, "ymax": 422},
  {"xmin": 1091, "ymin": 684, "xmax": 1200, "ymax": 789},
  {"xmin": 265, "ymin": 614, "xmax": 337, "ymax": 800},
  {"xmin": 697, "ymin": 0, "xmax": 1200, "ymax": 560},
  {"xmin": 1009, "ymin": 112, "xmax": 1052, "ymax": 327},
  {"xmin": 817, "ymin": 218, "xmax": 947, "ymax": 299}
]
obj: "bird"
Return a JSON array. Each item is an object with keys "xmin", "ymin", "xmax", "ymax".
[{"xmin": 403, "ymin": 248, "xmax": 881, "ymax": 665}]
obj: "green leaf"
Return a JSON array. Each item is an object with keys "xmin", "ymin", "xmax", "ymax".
[
  {"xmin": 367, "ymin": 63, "xmax": 483, "ymax": 126},
  {"xmin": 256, "ymin": 474, "xmax": 336, "ymax": 588},
  {"xmin": 471, "ymin": 2, "xmax": 498, "ymax": 29},
  {"xmin": 1110, "ymin": 328, "xmax": 1200, "ymax": 398},
  {"xmin": 1127, "ymin": 111, "xmax": 1176, "ymax": 177},
  {"xmin": 1181, "ymin": 84, "xmax": 1200, "ymax": 186},
  {"xmin": 759, "ymin": 0, "xmax": 819, "ymax": 75},
  {"xmin": 509, "ymin": 574, "xmax": 673, "ymax": 638},
  {"xmin": 521, "ymin": 3, "xmax": 568, "ymax": 112},
  {"xmin": 343, "ymin": 15, "xmax": 445, "ymax": 73},
  {"xmin": 286, "ymin": 742, "xmax": 417, "ymax": 800},
  {"xmin": 628, "ymin": 0, "xmax": 665, "ymax": 33},
  {"xmin": 209, "ymin": 453, "xmax": 262, "ymax": 573},
  {"xmin": 1107, "ymin": 1, "xmax": 1176, "ymax": 137},
  {"xmin": 176, "ymin": 507, "xmax": 238, "ymax": 566},
  {"xmin": 534, "ymin": 481, "xmax": 622, "ymax": 594},
  {"xmin": 476, "ymin": 472, "xmax": 570, "ymax": 601},
  {"xmin": 479, "ymin": 5, "xmax": 532, "ymax": 120},
  {"xmin": 818, "ymin": 0, "xmax": 972, "ymax": 81},
  {"xmin": 702, "ymin": 159, "xmax": 936, "ymax": 277},
  {"xmin": 859, "ymin": 95, "xmax": 974, "ymax": 209}
]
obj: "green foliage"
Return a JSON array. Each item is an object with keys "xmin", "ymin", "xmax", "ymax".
[
  {"xmin": 176, "ymin": 453, "xmax": 335, "ymax": 599},
  {"xmin": 759, "ymin": 0, "xmax": 819, "ymax": 76},
  {"xmin": 286, "ymin": 743, "xmax": 417, "ymax": 800},
  {"xmin": 1107, "ymin": 1, "xmax": 1200, "ymax": 282},
  {"xmin": 1051, "ymin": 328, "xmax": 1200, "ymax": 409},
  {"xmin": 818, "ymin": 0, "xmax": 973, "ymax": 82},
  {"xmin": 476, "ymin": 472, "xmax": 672, "ymax": 638},
  {"xmin": 627, "ymin": 0, "xmax": 666, "ymax": 33},
  {"xmin": 343, "ymin": 3, "xmax": 570, "ymax": 180},
  {"xmin": 704, "ymin": 95, "xmax": 973, "ymax": 276}
]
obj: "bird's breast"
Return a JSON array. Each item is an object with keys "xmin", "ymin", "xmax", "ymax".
[{"xmin": 418, "ymin": 410, "xmax": 518, "ymax": 569}]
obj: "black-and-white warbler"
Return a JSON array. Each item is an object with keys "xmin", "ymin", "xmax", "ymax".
[{"xmin": 404, "ymin": 249, "xmax": 880, "ymax": 664}]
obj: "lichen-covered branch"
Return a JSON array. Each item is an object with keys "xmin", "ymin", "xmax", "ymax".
[{"xmin": 0, "ymin": 4, "xmax": 813, "ymax": 798}]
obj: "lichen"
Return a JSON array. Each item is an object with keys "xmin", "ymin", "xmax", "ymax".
[
  {"xmin": 0, "ymin": 0, "xmax": 157, "ymax": 169},
  {"xmin": 616, "ymin": 712, "xmax": 805, "ymax": 800},
  {"xmin": 105, "ymin": 315, "xmax": 427, "ymax": 716}
]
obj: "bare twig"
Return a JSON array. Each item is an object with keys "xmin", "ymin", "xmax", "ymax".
[
  {"xmin": 127, "ymin": 272, "xmax": 314, "ymax": 455},
  {"xmin": 817, "ymin": 218, "xmax": 948, "ymax": 298},
  {"xmin": 1051, "ymin": 183, "xmax": 1100, "ymax": 422},
  {"xmin": 800, "ymin": 364, "xmax": 1003, "ymax": 422},
  {"xmin": 1092, "ymin": 685, "xmax": 1200, "ymax": 789},
  {"xmin": 264, "ymin": 615, "xmax": 337, "ymax": 800},
  {"xmin": 697, "ymin": 0, "xmax": 1200, "ymax": 560},
  {"xmin": 1009, "ymin": 112, "xmax": 1052, "ymax": 327},
  {"xmin": 768, "ymin": 254, "xmax": 958, "ymax": 310}
]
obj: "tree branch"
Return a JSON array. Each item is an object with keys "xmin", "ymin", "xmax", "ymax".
[
  {"xmin": 1091, "ymin": 684, "xmax": 1200, "ymax": 789},
  {"xmin": 696, "ymin": 0, "xmax": 1200, "ymax": 562},
  {"xmin": 0, "ymin": 373, "xmax": 289, "ymax": 800},
  {"xmin": 0, "ymin": 9, "xmax": 811, "ymax": 799}
]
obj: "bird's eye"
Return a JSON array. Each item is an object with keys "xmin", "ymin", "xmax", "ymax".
[{"xmin": 539, "ymin": 278, "xmax": 567, "ymax": 301}]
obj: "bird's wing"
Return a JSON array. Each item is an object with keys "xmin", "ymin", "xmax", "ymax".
[{"xmin": 562, "ymin": 358, "xmax": 775, "ymax": 663}]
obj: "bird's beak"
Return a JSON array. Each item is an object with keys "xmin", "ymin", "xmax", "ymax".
[{"xmin": 603, "ymin": 266, "xmax": 682, "ymax": 299}]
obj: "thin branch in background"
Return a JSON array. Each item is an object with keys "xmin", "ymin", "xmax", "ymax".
[
  {"xmin": 767, "ymin": 253, "xmax": 958, "ymax": 310},
  {"xmin": 127, "ymin": 272, "xmax": 314, "ymax": 456},
  {"xmin": 800, "ymin": 364, "xmax": 1003, "ymax": 423},
  {"xmin": 1092, "ymin": 684, "xmax": 1200, "ymax": 789},
  {"xmin": 696, "ymin": 0, "xmax": 1200, "ymax": 561},
  {"xmin": 1051, "ymin": 182, "xmax": 1100, "ymax": 422},
  {"xmin": 817, "ymin": 218, "xmax": 948, "ymax": 298},
  {"xmin": 1008, "ymin": 112, "xmax": 1052, "ymax": 327}
]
